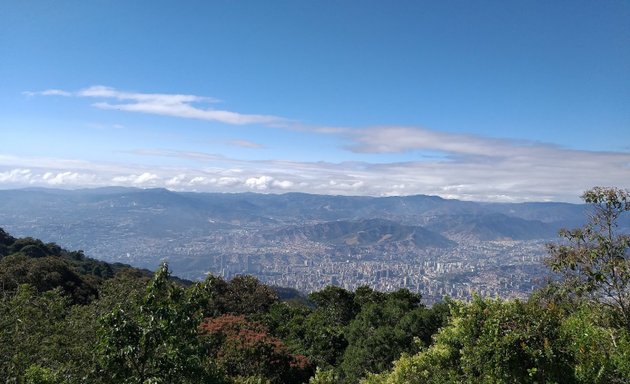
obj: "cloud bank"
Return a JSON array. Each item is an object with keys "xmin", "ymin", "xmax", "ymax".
[{"xmin": 2, "ymin": 133, "xmax": 629, "ymax": 203}]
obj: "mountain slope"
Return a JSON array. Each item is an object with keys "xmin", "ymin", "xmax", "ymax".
[
  {"xmin": 269, "ymin": 218, "xmax": 454, "ymax": 248},
  {"xmin": 425, "ymin": 213, "xmax": 557, "ymax": 241}
]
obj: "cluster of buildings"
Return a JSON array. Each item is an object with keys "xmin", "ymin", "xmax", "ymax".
[
  {"xmin": 48, "ymin": 224, "xmax": 552, "ymax": 305},
  {"xmin": 193, "ymin": 238, "xmax": 550, "ymax": 304}
]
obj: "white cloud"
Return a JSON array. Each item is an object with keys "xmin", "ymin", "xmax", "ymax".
[
  {"xmin": 135, "ymin": 172, "xmax": 159, "ymax": 184},
  {"xmin": 242, "ymin": 176, "xmax": 296, "ymax": 191},
  {"xmin": 227, "ymin": 139, "xmax": 265, "ymax": 149},
  {"xmin": 272, "ymin": 180, "xmax": 295, "ymax": 189},
  {"xmin": 42, "ymin": 171, "xmax": 82, "ymax": 185},
  {"xmin": 0, "ymin": 168, "xmax": 33, "ymax": 183},
  {"xmin": 215, "ymin": 177, "xmax": 241, "ymax": 187},
  {"xmin": 23, "ymin": 89, "xmax": 72, "ymax": 97},
  {"xmin": 245, "ymin": 176, "xmax": 274, "ymax": 190},
  {"xmin": 0, "ymin": 168, "xmax": 99, "ymax": 187},
  {"xmin": 77, "ymin": 85, "xmax": 213, "ymax": 103},
  {"xmin": 42, "ymin": 89, "xmax": 72, "ymax": 96},
  {"xmin": 346, "ymin": 126, "xmax": 522, "ymax": 156},
  {"xmin": 325, "ymin": 179, "xmax": 365, "ymax": 191},
  {"xmin": 165, "ymin": 174, "xmax": 187, "ymax": 187},
  {"xmin": 31, "ymin": 85, "xmax": 285, "ymax": 126},
  {"xmin": 112, "ymin": 172, "xmax": 159, "ymax": 185},
  {"xmin": 188, "ymin": 176, "xmax": 208, "ymax": 185}
]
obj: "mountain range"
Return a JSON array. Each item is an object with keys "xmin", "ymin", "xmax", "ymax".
[
  {"xmin": 0, "ymin": 187, "xmax": 589, "ymax": 237},
  {"xmin": 0, "ymin": 187, "xmax": 612, "ymax": 287}
]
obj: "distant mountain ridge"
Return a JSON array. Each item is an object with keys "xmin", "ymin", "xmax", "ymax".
[
  {"xmin": 268, "ymin": 218, "xmax": 455, "ymax": 248},
  {"xmin": 0, "ymin": 187, "xmax": 591, "ymax": 241},
  {"xmin": 0, "ymin": 187, "xmax": 609, "ymax": 281},
  {"xmin": 425, "ymin": 213, "xmax": 557, "ymax": 241}
]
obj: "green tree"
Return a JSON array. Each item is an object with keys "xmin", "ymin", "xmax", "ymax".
[
  {"xmin": 559, "ymin": 306, "xmax": 630, "ymax": 383},
  {"xmin": 262, "ymin": 301, "xmax": 312, "ymax": 352},
  {"xmin": 308, "ymin": 367, "xmax": 338, "ymax": 384},
  {"xmin": 301, "ymin": 309, "xmax": 349, "ymax": 369},
  {"xmin": 23, "ymin": 365, "xmax": 60, "ymax": 384},
  {"xmin": 270, "ymin": 286, "xmax": 358, "ymax": 371},
  {"xmin": 0, "ymin": 285, "xmax": 69, "ymax": 382},
  {"xmin": 95, "ymin": 262, "xmax": 221, "ymax": 383},
  {"xmin": 296, "ymin": 286, "xmax": 359, "ymax": 370},
  {"xmin": 309, "ymin": 286, "xmax": 359, "ymax": 326},
  {"xmin": 546, "ymin": 186, "xmax": 630, "ymax": 330},
  {"xmin": 203, "ymin": 274, "xmax": 278, "ymax": 317},
  {"xmin": 340, "ymin": 289, "xmax": 438, "ymax": 383},
  {"xmin": 363, "ymin": 297, "xmax": 575, "ymax": 384},
  {"xmin": 0, "ymin": 254, "xmax": 98, "ymax": 304},
  {"xmin": 55, "ymin": 273, "xmax": 149, "ymax": 382}
]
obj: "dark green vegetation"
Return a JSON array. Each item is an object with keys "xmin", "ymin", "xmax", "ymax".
[
  {"xmin": 0, "ymin": 227, "xmax": 446, "ymax": 383},
  {"xmin": 1, "ymin": 187, "xmax": 629, "ymax": 383}
]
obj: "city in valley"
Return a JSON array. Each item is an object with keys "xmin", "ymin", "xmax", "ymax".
[
  {"xmin": 0, "ymin": 188, "xmax": 583, "ymax": 304},
  {"xmin": 137, "ymin": 234, "xmax": 549, "ymax": 304}
]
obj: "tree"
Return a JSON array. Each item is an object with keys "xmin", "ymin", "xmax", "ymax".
[
  {"xmin": 202, "ymin": 274, "xmax": 278, "ymax": 317},
  {"xmin": 58, "ymin": 273, "xmax": 149, "ymax": 381},
  {"xmin": 0, "ymin": 285, "xmax": 70, "ymax": 382},
  {"xmin": 340, "ymin": 289, "xmax": 432, "ymax": 383},
  {"xmin": 300, "ymin": 309, "xmax": 349, "ymax": 370},
  {"xmin": 199, "ymin": 314, "xmax": 313, "ymax": 384},
  {"xmin": 546, "ymin": 186, "xmax": 630, "ymax": 330},
  {"xmin": 559, "ymin": 306, "xmax": 630, "ymax": 383},
  {"xmin": 0, "ymin": 254, "xmax": 98, "ymax": 304},
  {"xmin": 224, "ymin": 275, "xmax": 279, "ymax": 316},
  {"xmin": 309, "ymin": 286, "xmax": 359, "ymax": 326},
  {"xmin": 95, "ymin": 262, "xmax": 221, "ymax": 383},
  {"xmin": 262, "ymin": 301, "xmax": 312, "ymax": 352},
  {"xmin": 278, "ymin": 286, "xmax": 359, "ymax": 371},
  {"xmin": 362, "ymin": 297, "xmax": 575, "ymax": 384}
]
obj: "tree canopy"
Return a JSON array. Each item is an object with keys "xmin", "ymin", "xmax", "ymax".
[{"xmin": 546, "ymin": 186, "xmax": 630, "ymax": 329}]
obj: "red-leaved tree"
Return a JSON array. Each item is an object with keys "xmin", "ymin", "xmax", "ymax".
[{"xmin": 199, "ymin": 314, "xmax": 312, "ymax": 383}]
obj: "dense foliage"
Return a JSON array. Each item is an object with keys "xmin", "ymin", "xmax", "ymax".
[{"xmin": 0, "ymin": 187, "xmax": 628, "ymax": 383}]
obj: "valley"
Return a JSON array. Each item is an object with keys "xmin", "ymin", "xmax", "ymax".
[{"xmin": 0, "ymin": 187, "xmax": 593, "ymax": 303}]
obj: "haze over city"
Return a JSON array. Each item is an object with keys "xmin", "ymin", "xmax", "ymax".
[{"xmin": 1, "ymin": 1, "xmax": 629, "ymax": 202}]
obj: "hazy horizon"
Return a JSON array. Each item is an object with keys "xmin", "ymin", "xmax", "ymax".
[{"xmin": 0, "ymin": 184, "xmax": 590, "ymax": 205}]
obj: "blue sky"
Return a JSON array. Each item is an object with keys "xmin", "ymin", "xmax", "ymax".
[{"xmin": 1, "ymin": 1, "xmax": 629, "ymax": 202}]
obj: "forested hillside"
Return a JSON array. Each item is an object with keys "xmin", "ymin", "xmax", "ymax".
[
  {"xmin": 1, "ymin": 187, "xmax": 629, "ymax": 383},
  {"xmin": 0, "ymin": 227, "xmax": 449, "ymax": 383}
]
